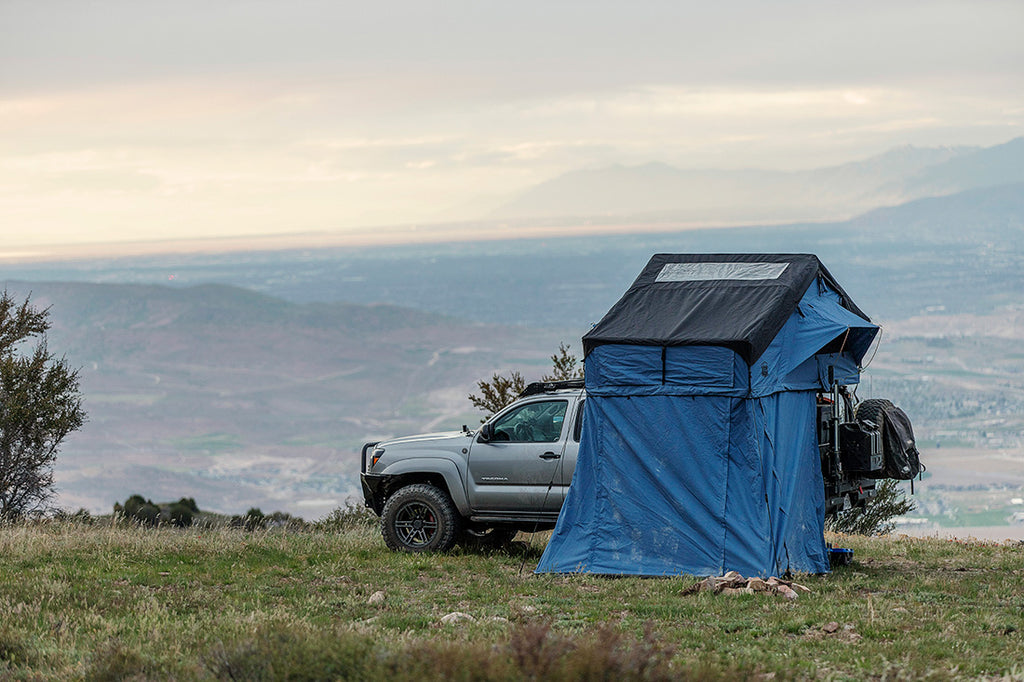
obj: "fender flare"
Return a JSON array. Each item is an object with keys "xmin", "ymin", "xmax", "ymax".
[{"xmin": 377, "ymin": 457, "xmax": 471, "ymax": 516}]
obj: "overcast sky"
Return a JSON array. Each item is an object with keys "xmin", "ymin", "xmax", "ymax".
[{"xmin": 2, "ymin": 0, "xmax": 1022, "ymax": 251}]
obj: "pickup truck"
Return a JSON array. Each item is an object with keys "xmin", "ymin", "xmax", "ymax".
[
  {"xmin": 361, "ymin": 378, "xmax": 905, "ymax": 553},
  {"xmin": 360, "ymin": 380, "xmax": 585, "ymax": 552}
]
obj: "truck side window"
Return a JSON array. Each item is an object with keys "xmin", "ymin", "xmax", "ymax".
[
  {"xmin": 491, "ymin": 400, "xmax": 568, "ymax": 443},
  {"xmin": 573, "ymin": 400, "xmax": 585, "ymax": 442}
]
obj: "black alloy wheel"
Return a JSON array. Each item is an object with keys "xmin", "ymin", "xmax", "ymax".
[
  {"xmin": 394, "ymin": 500, "xmax": 438, "ymax": 547},
  {"xmin": 381, "ymin": 483, "xmax": 461, "ymax": 552}
]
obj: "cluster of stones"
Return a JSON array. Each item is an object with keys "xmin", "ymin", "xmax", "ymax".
[{"xmin": 684, "ymin": 570, "xmax": 812, "ymax": 600}]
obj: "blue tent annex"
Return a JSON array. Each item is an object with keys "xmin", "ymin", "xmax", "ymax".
[{"xmin": 536, "ymin": 254, "xmax": 878, "ymax": 577}]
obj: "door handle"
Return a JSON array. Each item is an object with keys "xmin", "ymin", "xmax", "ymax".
[{"xmin": 540, "ymin": 452, "xmax": 561, "ymax": 459}]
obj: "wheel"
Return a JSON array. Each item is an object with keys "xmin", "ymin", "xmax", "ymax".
[
  {"xmin": 460, "ymin": 526, "xmax": 518, "ymax": 550},
  {"xmin": 381, "ymin": 484, "xmax": 461, "ymax": 552},
  {"xmin": 855, "ymin": 398, "xmax": 894, "ymax": 430}
]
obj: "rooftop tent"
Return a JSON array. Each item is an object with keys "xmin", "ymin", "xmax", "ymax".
[{"xmin": 536, "ymin": 254, "xmax": 878, "ymax": 577}]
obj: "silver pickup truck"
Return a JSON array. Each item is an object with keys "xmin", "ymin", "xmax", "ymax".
[{"xmin": 360, "ymin": 380, "xmax": 585, "ymax": 552}]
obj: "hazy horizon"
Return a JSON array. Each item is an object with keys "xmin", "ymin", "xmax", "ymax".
[{"xmin": 3, "ymin": 1, "xmax": 1023, "ymax": 250}]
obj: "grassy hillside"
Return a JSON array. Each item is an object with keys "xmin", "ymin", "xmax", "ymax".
[{"xmin": 1, "ymin": 520, "xmax": 1022, "ymax": 680}]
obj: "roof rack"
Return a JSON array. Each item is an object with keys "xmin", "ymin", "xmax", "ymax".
[{"xmin": 518, "ymin": 379, "xmax": 585, "ymax": 398}]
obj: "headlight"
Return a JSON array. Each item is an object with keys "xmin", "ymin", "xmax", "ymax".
[{"xmin": 371, "ymin": 446, "xmax": 385, "ymax": 468}]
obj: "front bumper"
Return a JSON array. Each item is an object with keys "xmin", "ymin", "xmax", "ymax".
[{"xmin": 360, "ymin": 472, "xmax": 389, "ymax": 515}]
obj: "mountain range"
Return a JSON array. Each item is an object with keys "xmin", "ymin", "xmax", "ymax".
[{"xmin": 490, "ymin": 137, "xmax": 1024, "ymax": 225}]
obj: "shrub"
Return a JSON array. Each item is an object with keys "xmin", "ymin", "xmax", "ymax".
[
  {"xmin": 826, "ymin": 479, "xmax": 916, "ymax": 536},
  {"xmin": 177, "ymin": 497, "xmax": 199, "ymax": 513},
  {"xmin": 116, "ymin": 494, "xmax": 161, "ymax": 527},
  {"xmin": 315, "ymin": 502, "xmax": 377, "ymax": 532},
  {"xmin": 230, "ymin": 507, "xmax": 267, "ymax": 531},
  {"xmin": 168, "ymin": 503, "xmax": 194, "ymax": 528}
]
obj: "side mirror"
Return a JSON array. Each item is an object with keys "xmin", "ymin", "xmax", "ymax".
[{"xmin": 479, "ymin": 423, "xmax": 494, "ymax": 442}]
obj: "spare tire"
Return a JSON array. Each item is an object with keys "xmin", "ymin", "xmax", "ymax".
[
  {"xmin": 855, "ymin": 398, "xmax": 894, "ymax": 431},
  {"xmin": 855, "ymin": 398, "xmax": 922, "ymax": 480}
]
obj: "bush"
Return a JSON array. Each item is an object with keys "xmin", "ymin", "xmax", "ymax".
[
  {"xmin": 115, "ymin": 494, "xmax": 200, "ymax": 528},
  {"xmin": 315, "ymin": 502, "xmax": 377, "ymax": 532},
  {"xmin": 230, "ymin": 507, "xmax": 267, "ymax": 531},
  {"xmin": 826, "ymin": 479, "xmax": 916, "ymax": 536},
  {"xmin": 177, "ymin": 497, "xmax": 199, "ymax": 513},
  {"xmin": 168, "ymin": 503, "xmax": 194, "ymax": 528},
  {"xmin": 116, "ymin": 494, "xmax": 161, "ymax": 527}
]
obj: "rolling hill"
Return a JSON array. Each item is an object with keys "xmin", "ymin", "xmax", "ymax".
[{"xmin": 1, "ymin": 281, "xmax": 572, "ymax": 517}]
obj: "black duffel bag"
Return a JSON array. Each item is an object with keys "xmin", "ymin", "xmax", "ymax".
[{"xmin": 855, "ymin": 399, "xmax": 924, "ymax": 480}]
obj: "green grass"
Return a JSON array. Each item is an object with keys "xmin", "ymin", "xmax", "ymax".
[{"xmin": 1, "ymin": 521, "xmax": 1023, "ymax": 680}]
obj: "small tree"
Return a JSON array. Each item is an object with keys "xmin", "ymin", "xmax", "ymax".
[
  {"xmin": 542, "ymin": 343, "xmax": 584, "ymax": 382},
  {"xmin": 826, "ymin": 479, "xmax": 916, "ymax": 536},
  {"xmin": 0, "ymin": 291, "xmax": 86, "ymax": 520},
  {"xmin": 468, "ymin": 370, "xmax": 527, "ymax": 418},
  {"xmin": 468, "ymin": 343, "xmax": 585, "ymax": 419}
]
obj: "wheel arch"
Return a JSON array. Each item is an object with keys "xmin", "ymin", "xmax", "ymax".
[{"xmin": 374, "ymin": 458, "xmax": 470, "ymax": 516}]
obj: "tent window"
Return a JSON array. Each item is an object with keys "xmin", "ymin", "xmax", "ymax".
[{"xmin": 655, "ymin": 262, "xmax": 789, "ymax": 282}]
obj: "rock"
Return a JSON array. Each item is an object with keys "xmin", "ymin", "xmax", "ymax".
[
  {"xmin": 440, "ymin": 611, "xmax": 476, "ymax": 625},
  {"xmin": 789, "ymin": 582, "xmax": 811, "ymax": 594},
  {"xmin": 775, "ymin": 584, "xmax": 798, "ymax": 600},
  {"xmin": 722, "ymin": 570, "xmax": 742, "ymax": 581},
  {"xmin": 367, "ymin": 590, "xmax": 386, "ymax": 605},
  {"xmin": 746, "ymin": 577, "xmax": 767, "ymax": 592},
  {"xmin": 823, "ymin": 621, "xmax": 840, "ymax": 634}
]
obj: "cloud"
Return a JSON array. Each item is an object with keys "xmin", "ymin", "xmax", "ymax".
[{"xmin": 2, "ymin": 1, "xmax": 1024, "ymax": 247}]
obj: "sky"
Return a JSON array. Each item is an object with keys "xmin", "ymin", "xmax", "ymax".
[{"xmin": 2, "ymin": 0, "xmax": 1023, "ymax": 253}]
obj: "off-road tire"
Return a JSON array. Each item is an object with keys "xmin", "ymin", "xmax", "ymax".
[
  {"xmin": 855, "ymin": 398, "xmax": 894, "ymax": 431},
  {"xmin": 381, "ymin": 484, "xmax": 461, "ymax": 552}
]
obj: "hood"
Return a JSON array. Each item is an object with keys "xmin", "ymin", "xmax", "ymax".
[{"xmin": 378, "ymin": 430, "xmax": 471, "ymax": 448}]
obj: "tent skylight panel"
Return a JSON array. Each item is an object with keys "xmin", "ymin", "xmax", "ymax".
[{"xmin": 655, "ymin": 262, "xmax": 790, "ymax": 283}]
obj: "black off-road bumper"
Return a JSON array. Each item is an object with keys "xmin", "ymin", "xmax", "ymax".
[{"xmin": 360, "ymin": 472, "xmax": 389, "ymax": 515}]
